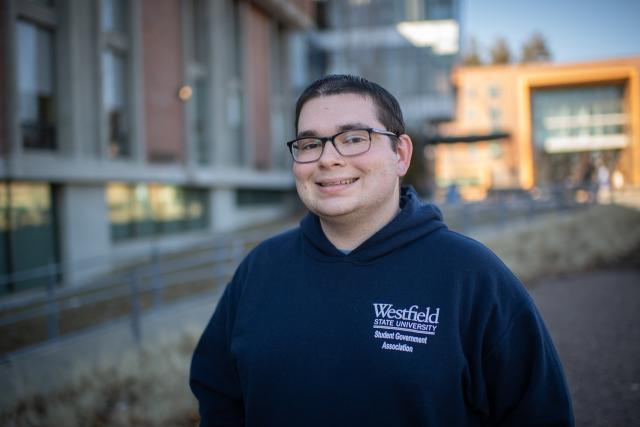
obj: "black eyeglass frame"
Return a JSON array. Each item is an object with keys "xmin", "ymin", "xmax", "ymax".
[{"xmin": 286, "ymin": 128, "xmax": 399, "ymax": 164}]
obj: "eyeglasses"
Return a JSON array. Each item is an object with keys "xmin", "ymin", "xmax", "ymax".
[{"xmin": 286, "ymin": 128, "xmax": 398, "ymax": 163}]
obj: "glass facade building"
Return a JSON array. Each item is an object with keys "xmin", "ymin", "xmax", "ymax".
[
  {"xmin": 532, "ymin": 85, "xmax": 627, "ymax": 186},
  {"xmin": 294, "ymin": 0, "xmax": 461, "ymax": 132}
]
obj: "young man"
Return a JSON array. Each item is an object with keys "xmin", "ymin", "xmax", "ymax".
[{"xmin": 190, "ymin": 75, "xmax": 574, "ymax": 426}]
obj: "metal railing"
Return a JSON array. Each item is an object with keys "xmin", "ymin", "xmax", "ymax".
[
  {"xmin": 440, "ymin": 184, "xmax": 594, "ymax": 233},
  {"xmin": 0, "ymin": 187, "xmax": 593, "ymax": 358},
  {"xmin": 0, "ymin": 228, "xmax": 276, "ymax": 359}
]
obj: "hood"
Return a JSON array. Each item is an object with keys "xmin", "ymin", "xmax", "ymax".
[{"xmin": 300, "ymin": 186, "xmax": 446, "ymax": 264}]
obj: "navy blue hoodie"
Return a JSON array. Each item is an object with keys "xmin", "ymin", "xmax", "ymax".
[{"xmin": 190, "ymin": 187, "xmax": 574, "ymax": 426}]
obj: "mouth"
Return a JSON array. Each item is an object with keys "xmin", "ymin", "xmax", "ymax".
[{"xmin": 316, "ymin": 178, "xmax": 359, "ymax": 187}]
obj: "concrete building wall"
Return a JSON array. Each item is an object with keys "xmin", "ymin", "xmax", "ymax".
[{"xmin": 58, "ymin": 184, "xmax": 111, "ymax": 285}]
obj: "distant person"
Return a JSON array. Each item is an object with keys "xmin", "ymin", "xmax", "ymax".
[
  {"xmin": 597, "ymin": 161, "xmax": 611, "ymax": 203},
  {"xmin": 190, "ymin": 75, "xmax": 574, "ymax": 426},
  {"xmin": 612, "ymin": 169, "xmax": 624, "ymax": 191},
  {"xmin": 445, "ymin": 182, "xmax": 461, "ymax": 203}
]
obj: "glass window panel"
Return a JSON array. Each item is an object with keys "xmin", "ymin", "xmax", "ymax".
[
  {"xmin": 190, "ymin": 0, "xmax": 207, "ymax": 64},
  {"xmin": 150, "ymin": 185, "xmax": 186, "ymax": 234},
  {"xmin": 0, "ymin": 183, "xmax": 8, "ymax": 287},
  {"xmin": 531, "ymin": 85, "xmax": 626, "ymax": 186},
  {"xmin": 131, "ymin": 184, "xmax": 154, "ymax": 237},
  {"xmin": 229, "ymin": 0, "xmax": 245, "ymax": 165},
  {"xmin": 27, "ymin": 0, "xmax": 55, "ymax": 6},
  {"xmin": 101, "ymin": 0, "xmax": 126, "ymax": 32},
  {"xmin": 106, "ymin": 183, "xmax": 130, "ymax": 222},
  {"xmin": 427, "ymin": 0, "xmax": 453, "ymax": 19},
  {"xmin": 107, "ymin": 184, "xmax": 207, "ymax": 241},
  {"xmin": 0, "ymin": 183, "xmax": 9, "ymax": 233},
  {"xmin": 107, "ymin": 183, "xmax": 152, "ymax": 240},
  {"xmin": 236, "ymin": 189, "xmax": 288, "ymax": 206},
  {"xmin": 102, "ymin": 50, "xmax": 130, "ymax": 158},
  {"xmin": 3, "ymin": 183, "xmax": 58, "ymax": 291},
  {"xmin": 17, "ymin": 20, "xmax": 56, "ymax": 150},
  {"xmin": 193, "ymin": 78, "xmax": 209, "ymax": 165},
  {"xmin": 106, "ymin": 183, "xmax": 134, "ymax": 240},
  {"xmin": 185, "ymin": 189, "xmax": 208, "ymax": 230}
]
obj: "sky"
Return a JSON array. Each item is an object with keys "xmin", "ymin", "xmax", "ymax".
[{"xmin": 463, "ymin": 0, "xmax": 640, "ymax": 63}]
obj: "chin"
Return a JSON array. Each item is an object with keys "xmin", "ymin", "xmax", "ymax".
[{"xmin": 311, "ymin": 202, "xmax": 358, "ymax": 220}]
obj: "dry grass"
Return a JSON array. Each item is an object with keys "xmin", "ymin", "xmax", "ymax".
[
  {"xmin": 1, "ymin": 204, "xmax": 639, "ymax": 426},
  {"xmin": 0, "ymin": 326, "xmax": 202, "ymax": 427},
  {"xmin": 472, "ymin": 204, "xmax": 640, "ymax": 283}
]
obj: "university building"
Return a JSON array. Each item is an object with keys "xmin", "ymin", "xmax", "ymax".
[
  {"xmin": 433, "ymin": 56, "xmax": 640, "ymax": 200},
  {"xmin": 292, "ymin": 0, "xmax": 461, "ymax": 138},
  {"xmin": 284, "ymin": 0, "xmax": 462, "ymax": 197},
  {"xmin": 0, "ymin": 0, "xmax": 314, "ymax": 290}
]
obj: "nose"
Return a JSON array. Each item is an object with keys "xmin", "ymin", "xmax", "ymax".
[{"xmin": 317, "ymin": 140, "xmax": 345, "ymax": 167}]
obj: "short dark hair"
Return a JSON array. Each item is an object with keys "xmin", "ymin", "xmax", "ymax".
[{"xmin": 294, "ymin": 74, "xmax": 406, "ymax": 136}]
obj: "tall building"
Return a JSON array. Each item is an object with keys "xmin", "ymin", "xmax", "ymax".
[
  {"xmin": 291, "ymin": 0, "xmax": 461, "ymax": 134},
  {"xmin": 0, "ymin": 0, "xmax": 315, "ymax": 292},
  {"xmin": 434, "ymin": 56, "xmax": 640, "ymax": 200}
]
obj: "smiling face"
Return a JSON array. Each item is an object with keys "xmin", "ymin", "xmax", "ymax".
[{"xmin": 293, "ymin": 93, "xmax": 412, "ymax": 226}]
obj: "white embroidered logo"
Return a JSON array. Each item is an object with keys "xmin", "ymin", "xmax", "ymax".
[{"xmin": 372, "ymin": 303, "xmax": 440, "ymax": 353}]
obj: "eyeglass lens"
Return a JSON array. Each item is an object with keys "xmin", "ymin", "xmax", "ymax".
[{"xmin": 292, "ymin": 129, "xmax": 371, "ymax": 162}]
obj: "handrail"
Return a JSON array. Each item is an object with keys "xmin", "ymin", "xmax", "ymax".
[{"xmin": 0, "ymin": 192, "xmax": 592, "ymax": 356}]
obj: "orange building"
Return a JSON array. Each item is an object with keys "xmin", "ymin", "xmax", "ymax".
[{"xmin": 433, "ymin": 56, "xmax": 640, "ymax": 200}]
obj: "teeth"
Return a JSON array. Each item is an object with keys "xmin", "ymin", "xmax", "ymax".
[{"xmin": 320, "ymin": 178, "xmax": 357, "ymax": 186}]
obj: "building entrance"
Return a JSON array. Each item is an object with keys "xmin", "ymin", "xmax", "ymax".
[{"xmin": 531, "ymin": 84, "xmax": 627, "ymax": 189}]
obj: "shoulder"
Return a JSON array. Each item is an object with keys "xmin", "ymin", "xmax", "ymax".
[
  {"xmin": 424, "ymin": 228, "xmax": 533, "ymax": 312},
  {"xmin": 223, "ymin": 226, "xmax": 301, "ymax": 299},
  {"xmin": 248, "ymin": 226, "xmax": 301, "ymax": 258},
  {"xmin": 235, "ymin": 226, "xmax": 302, "ymax": 273},
  {"xmin": 427, "ymin": 227, "xmax": 514, "ymax": 275}
]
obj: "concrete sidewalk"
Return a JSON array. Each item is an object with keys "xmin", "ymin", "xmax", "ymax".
[{"xmin": 531, "ymin": 269, "xmax": 640, "ymax": 427}]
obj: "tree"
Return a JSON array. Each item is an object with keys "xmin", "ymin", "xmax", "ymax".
[
  {"xmin": 461, "ymin": 37, "xmax": 483, "ymax": 66},
  {"xmin": 521, "ymin": 32, "xmax": 552, "ymax": 63},
  {"xmin": 489, "ymin": 37, "xmax": 511, "ymax": 64}
]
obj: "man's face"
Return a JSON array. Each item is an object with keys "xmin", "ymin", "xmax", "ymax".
[{"xmin": 293, "ymin": 93, "xmax": 411, "ymax": 224}]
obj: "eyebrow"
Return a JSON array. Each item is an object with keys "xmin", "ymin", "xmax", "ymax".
[{"xmin": 296, "ymin": 122, "xmax": 372, "ymax": 139}]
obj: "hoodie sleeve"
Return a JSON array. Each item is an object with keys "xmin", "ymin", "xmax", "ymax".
[
  {"xmin": 482, "ymin": 302, "xmax": 574, "ymax": 427},
  {"xmin": 190, "ymin": 281, "xmax": 244, "ymax": 427}
]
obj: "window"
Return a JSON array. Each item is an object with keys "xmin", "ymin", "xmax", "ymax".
[
  {"xmin": 490, "ymin": 142, "xmax": 503, "ymax": 159},
  {"xmin": 426, "ymin": 0, "xmax": 453, "ymax": 20},
  {"xmin": 27, "ymin": 0, "xmax": 55, "ymax": 5},
  {"xmin": 405, "ymin": 0, "xmax": 425, "ymax": 20},
  {"xmin": 488, "ymin": 84, "xmax": 500, "ymax": 98},
  {"xmin": 100, "ymin": 0, "xmax": 131, "ymax": 159},
  {"xmin": 466, "ymin": 108, "xmax": 476, "ymax": 122},
  {"xmin": 531, "ymin": 85, "xmax": 626, "ymax": 186},
  {"xmin": 490, "ymin": 107, "xmax": 502, "ymax": 129},
  {"xmin": 270, "ymin": 22, "xmax": 290, "ymax": 169},
  {"xmin": 16, "ymin": 1, "xmax": 58, "ymax": 150},
  {"xmin": 236, "ymin": 189, "xmax": 291, "ymax": 206},
  {"xmin": 228, "ymin": 0, "xmax": 245, "ymax": 165},
  {"xmin": 0, "ymin": 182, "xmax": 59, "ymax": 293},
  {"xmin": 107, "ymin": 183, "xmax": 209, "ymax": 241},
  {"xmin": 183, "ymin": 0, "xmax": 210, "ymax": 165}
]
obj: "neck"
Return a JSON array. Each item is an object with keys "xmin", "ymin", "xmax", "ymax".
[{"xmin": 319, "ymin": 192, "xmax": 401, "ymax": 251}]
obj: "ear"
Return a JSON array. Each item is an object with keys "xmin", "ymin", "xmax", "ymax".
[{"xmin": 395, "ymin": 134, "xmax": 413, "ymax": 177}]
